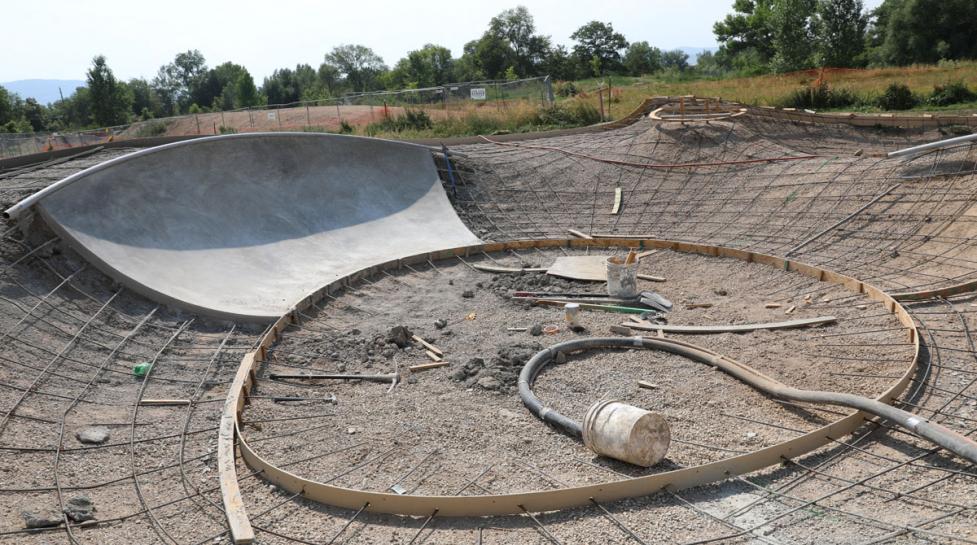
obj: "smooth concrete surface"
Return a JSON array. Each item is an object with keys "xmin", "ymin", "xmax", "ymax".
[{"xmin": 34, "ymin": 133, "xmax": 480, "ymax": 321}]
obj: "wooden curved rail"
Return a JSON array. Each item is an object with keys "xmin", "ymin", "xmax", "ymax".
[
  {"xmin": 219, "ymin": 238, "xmax": 919, "ymax": 542},
  {"xmin": 890, "ymin": 278, "xmax": 977, "ymax": 302},
  {"xmin": 625, "ymin": 315, "xmax": 837, "ymax": 334}
]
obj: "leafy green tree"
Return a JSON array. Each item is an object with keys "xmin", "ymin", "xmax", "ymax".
[
  {"xmin": 769, "ymin": 0, "xmax": 816, "ymax": 72},
  {"xmin": 23, "ymin": 98, "xmax": 48, "ymax": 131},
  {"xmin": 0, "ymin": 86, "xmax": 17, "ymax": 126},
  {"xmin": 262, "ymin": 68, "xmax": 301, "ymax": 105},
  {"xmin": 662, "ymin": 49, "xmax": 691, "ymax": 72},
  {"xmin": 388, "ymin": 44, "xmax": 454, "ymax": 88},
  {"xmin": 153, "ymin": 49, "xmax": 207, "ymax": 115},
  {"xmin": 324, "ymin": 45, "xmax": 387, "ymax": 92},
  {"xmin": 208, "ymin": 62, "xmax": 259, "ymax": 109},
  {"xmin": 623, "ymin": 42, "xmax": 663, "ymax": 76},
  {"xmin": 540, "ymin": 44, "xmax": 581, "ymax": 81},
  {"xmin": 316, "ymin": 63, "xmax": 343, "ymax": 96},
  {"xmin": 814, "ymin": 0, "xmax": 867, "ymax": 67},
  {"xmin": 87, "ymin": 55, "xmax": 132, "ymax": 126},
  {"xmin": 694, "ymin": 51, "xmax": 729, "ymax": 76},
  {"xmin": 487, "ymin": 7, "xmax": 551, "ymax": 77},
  {"xmin": 461, "ymin": 34, "xmax": 515, "ymax": 80},
  {"xmin": 713, "ymin": 0, "xmax": 777, "ymax": 68},
  {"xmin": 234, "ymin": 72, "xmax": 261, "ymax": 107},
  {"xmin": 570, "ymin": 21, "xmax": 628, "ymax": 76},
  {"xmin": 128, "ymin": 78, "xmax": 164, "ymax": 119},
  {"xmin": 868, "ymin": 0, "xmax": 977, "ymax": 65}
]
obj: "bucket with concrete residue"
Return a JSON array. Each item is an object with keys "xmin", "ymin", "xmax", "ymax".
[
  {"xmin": 582, "ymin": 399, "xmax": 670, "ymax": 467},
  {"xmin": 606, "ymin": 256, "xmax": 638, "ymax": 298}
]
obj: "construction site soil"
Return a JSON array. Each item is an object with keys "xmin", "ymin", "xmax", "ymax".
[{"xmin": 1, "ymin": 108, "xmax": 976, "ymax": 545}]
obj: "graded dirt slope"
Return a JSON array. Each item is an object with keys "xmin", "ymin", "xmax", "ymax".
[{"xmin": 20, "ymin": 132, "xmax": 480, "ymax": 321}]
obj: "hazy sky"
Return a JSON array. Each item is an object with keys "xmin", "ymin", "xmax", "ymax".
[{"xmin": 5, "ymin": 0, "xmax": 885, "ymax": 82}]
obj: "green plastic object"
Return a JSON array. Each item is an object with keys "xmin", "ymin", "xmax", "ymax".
[{"xmin": 133, "ymin": 362, "xmax": 152, "ymax": 377}]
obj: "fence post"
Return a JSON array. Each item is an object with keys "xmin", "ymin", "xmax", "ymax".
[
  {"xmin": 249, "ymin": 108, "xmax": 254, "ymax": 129},
  {"xmin": 607, "ymin": 76, "xmax": 612, "ymax": 120},
  {"xmin": 544, "ymin": 76, "xmax": 554, "ymax": 105},
  {"xmin": 306, "ymin": 103, "xmax": 311, "ymax": 126},
  {"xmin": 598, "ymin": 88, "xmax": 605, "ymax": 122},
  {"xmin": 220, "ymin": 110, "xmax": 226, "ymax": 129},
  {"xmin": 277, "ymin": 108, "xmax": 282, "ymax": 130},
  {"xmin": 195, "ymin": 115, "xmax": 201, "ymax": 134}
]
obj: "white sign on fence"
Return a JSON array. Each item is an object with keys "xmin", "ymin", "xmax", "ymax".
[
  {"xmin": 267, "ymin": 112, "xmax": 276, "ymax": 120},
  {"xmin": 470, "ymin": 88, "xmax": 487, "ymax": 100}
]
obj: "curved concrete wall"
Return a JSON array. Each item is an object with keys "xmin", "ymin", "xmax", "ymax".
[{"xmin": 32, "ymin": 133, "xmax": 480, "ymax": 321}]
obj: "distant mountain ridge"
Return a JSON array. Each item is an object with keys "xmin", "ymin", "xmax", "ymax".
[{"xmin": 1, "ymin": 79, "xmax": 86, "ymax": 105}]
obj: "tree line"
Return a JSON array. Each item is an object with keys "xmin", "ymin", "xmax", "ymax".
[{"xmin": 2, "ymin": 0, "xmax": 976, "ymax": 134}]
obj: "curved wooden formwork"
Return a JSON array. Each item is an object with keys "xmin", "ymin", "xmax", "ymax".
[{"xmin": 218, "ymin": 237, "xmax": 921, "ymax": 543}]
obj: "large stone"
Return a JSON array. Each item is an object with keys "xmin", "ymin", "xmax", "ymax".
[
  {"xmin": 75, "ymin": 426, "xmax": 110, "ymax": 445},
  {"xmin": 477, "ymin": 375, "xmax": 502, "ymax": 391},
  {"xmin": 386, "ymin": 325, "xmax": 413, "ymax": 348},
  {"xmin": 63, "ymin": 495, "xmax": 95, "ymax": 522},
  {"xmin": 22, "ymin": 510, "xmax": 62, "ymax": 529}
]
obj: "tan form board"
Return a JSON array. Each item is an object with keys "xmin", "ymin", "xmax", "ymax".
[
  {"xmin": 222, "ymin": 237, "xmax": 919, "ymax": 521},
  {"xmin": 625, "ymin": 315, "xmax": 837, "ymax": 334},
  {"xmin": 546, "ymin": 255, "xmax": 662, "ymax": 282}
]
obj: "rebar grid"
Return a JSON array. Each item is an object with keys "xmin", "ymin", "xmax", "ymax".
[{"xmin": 0, "ymin": 112, "xmax": 975, "ymax": 544}]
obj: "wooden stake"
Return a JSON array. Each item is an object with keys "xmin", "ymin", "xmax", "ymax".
[
  {"xmin": 412, "ymin": 335, "xmax": 443, "ymax": 357},
  {"xmin": 409, "ymin": 361, "xmax": 449, "ymax": 372}
]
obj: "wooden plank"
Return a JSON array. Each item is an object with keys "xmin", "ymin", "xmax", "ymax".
[
  {"xmin": 139, "ymin": 399, "xmax": 191, "ymax": 406},
  {"xmin": 611, "ymin": 187, "xmax": 622, "ymax": 214},
  {"xmin": 412, "ymin": 334, "xmax": 444, "ymax": 357},
  {"xmin": 567, "ymin": 228, "xmax": 593, "ymax": 239},
  {"xmin": 425, "ymin": 350, "xmax": 442, "ymax": 362},
  {"xmin": 410, "ymin": 361, "xmax": 449, "ymax": 372},
  {"xmin": 472, "ymin": 263, "xmax": 547, "ymax": 274},
  {"xmin": 219, "ymin": 352, "xmax": 256, "ymax": 544},
  {"xmin": 626, "ymin": 315, "xmax": 837, "ymax": 334}
]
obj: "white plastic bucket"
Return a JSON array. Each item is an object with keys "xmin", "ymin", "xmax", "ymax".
[{"xmin": 582, "ymin": 400, "xmax": 670, "ymax": 467}]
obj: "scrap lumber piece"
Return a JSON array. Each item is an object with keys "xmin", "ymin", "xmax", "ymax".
[{"xmin": 626, "ymin": 316, "xmax": 837, "ymax": 334}]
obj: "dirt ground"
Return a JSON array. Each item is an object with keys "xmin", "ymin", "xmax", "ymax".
[
  {"xmin": 238, "ymin": 247, "xmax": 915, "ymax": 544},
  {"xmin": 1, "ymin": 109, "xmax": 976, "ymax": 544}
]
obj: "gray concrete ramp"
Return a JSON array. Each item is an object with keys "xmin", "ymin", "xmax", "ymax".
[{"xmin": 22, "ymin": 133, "xmax": 480, "ymax": 321}]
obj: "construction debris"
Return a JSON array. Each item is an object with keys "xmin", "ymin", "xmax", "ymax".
[{"xmin": 410, "ymin": 361, "xmax": 449, "ymax": 372}]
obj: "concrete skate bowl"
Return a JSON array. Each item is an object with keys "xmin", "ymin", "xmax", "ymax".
[{"xmin": 4, "ymin": 133, "xmax": 480, "ymax": 321}]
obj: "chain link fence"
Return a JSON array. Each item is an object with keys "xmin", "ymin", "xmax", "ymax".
[{"xmin": 0, "ymin": 76, "xmax": 554, "ymax": 160}]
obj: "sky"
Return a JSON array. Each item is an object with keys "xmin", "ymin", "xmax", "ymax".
[{"xmin": 5, "ymin": 0, "xmax": 885, "ymax": 83}]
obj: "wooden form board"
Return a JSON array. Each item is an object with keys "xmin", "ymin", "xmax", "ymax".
[
  {"xmin": 222, "ymin": 237, "xmax": 919, "ymax": 521},
  {"xmin": 625, "ymin": 315, "xmax": 837, "ymax": 334}
]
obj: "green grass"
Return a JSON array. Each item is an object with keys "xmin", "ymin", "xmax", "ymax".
[{"xmin": 362, "ymin": 61, "xmax": 977, "ymax": 139}]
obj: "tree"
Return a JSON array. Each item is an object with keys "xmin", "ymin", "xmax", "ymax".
[
  {"xmin": 23, "ymin": 98, "xmax": 48, "ymax": 131},
  {"xmin": 262, "ymin": 68, "xmax": 300, "ymax": 105},
  {"xmin": 713, "ymin": 0, "xmax": 777, "ymax": 69},
  {"xmin": 87, "ymin": 55, "xmax": 131, "ymax": 126},
  {"xmin": 540, "ymin": 44, "xmax": 581, "ymax": 81},
  {"xmin": 662, "ymin": 49, "xmax": 691, "ymax": 71},
  {"xmin": 0, "ymin": 86, "xmax": 16, "ymax": 126},
  {"xmin": 486, "ymin": 7, "xmax": 551, "ymax": 77},
  {"xmin": 388, "ymin": 44, "xmax": 454, "ymax": 88},
  {"xmin": 623, "ymin": 42, "xmax": 663, "ymax": 76},
  {"xmin": 570, "ymin": 21, "xmax": 628, "ymax": 76},
  {"xmin": 458, "ymin": 32, "xmax": 517, "ymax": 81},
  {"xmin": 324, "ymin": 45, "xmax": 387, "ymax": 92},
  {"xmin": 868, "ymin": 0, "xmax": 977, "ymax": 65},
  {"xmin": 192, "ymin": 62, "xmax": 261, "ymax": 109},
  {"xmin": 128, "ymin": 78, "xmax": 164, "ymax": 119},
  {"xmin": 814, "ymin": 0, "xmax": 867, "ymax": 67},
  {"xmin": 769, "ymin": 0, "xmax": 816, "ymax": 72},
  {"xmin": 153, "ymin": 49, "xmax": 207, "ymax": 115}
]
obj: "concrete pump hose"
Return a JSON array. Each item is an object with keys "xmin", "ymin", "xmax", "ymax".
[{"xmin": 518, "ymin": 336, "xmax": 977, "ymax": 466}]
